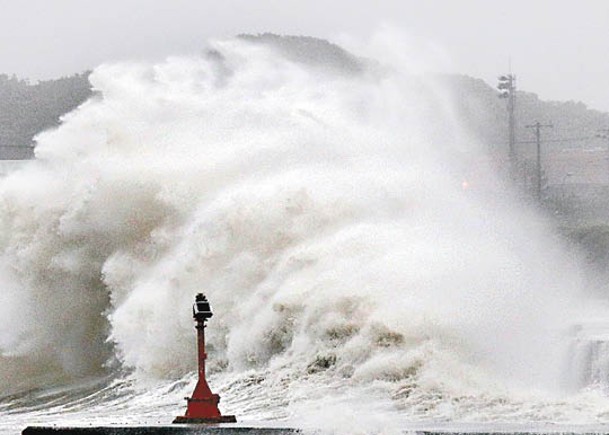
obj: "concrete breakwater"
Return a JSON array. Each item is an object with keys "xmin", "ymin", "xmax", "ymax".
[
  {"xmin": 22, "ymin": 426, "xmax": 299, "ymax": 435},
  {"xmin": 21, "ymin": 426, "xmax": 609, "ymax": 435}
]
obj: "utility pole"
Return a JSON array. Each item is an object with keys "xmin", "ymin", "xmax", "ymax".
[
  {"xmin": 525, "ymin": 122, "xmax": 553, "ymax": 201},
  {"xmin": 598, "ymin": 128, "xmax": 609, "ymax": 184},
  {"xmin": 498, "ymin": 74, "xmax": 517, "ymax": 179}
]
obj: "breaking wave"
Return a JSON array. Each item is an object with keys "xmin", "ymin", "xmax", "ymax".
[{"xmin": 1, "ymin": 33, "xmax": 607, "ymax": 433}]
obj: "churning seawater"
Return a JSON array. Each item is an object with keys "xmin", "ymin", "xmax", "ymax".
[{"xmin": 1, "ymin": 34, "xmax": 609, "ymax": 434}]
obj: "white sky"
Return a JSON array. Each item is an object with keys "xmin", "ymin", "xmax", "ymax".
[{"xmin": 1, "ymin": 0, "xmax": 608, "ymax": 112}]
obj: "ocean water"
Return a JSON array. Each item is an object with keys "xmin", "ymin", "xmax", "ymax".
[{"xmin": 1, "ymin": 34, "xmax": 609, "ymax": 435}]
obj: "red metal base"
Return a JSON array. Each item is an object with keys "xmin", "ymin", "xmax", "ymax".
[
  {"xmin": 172, "ymin": 415, "xmax": 237, "ymax": 424},
  {"xmin": 173, "ymin": 394, "xmax": 237, "ymax": 424},
  {"xmin": 187, "ymin": 395, "xmax": 222, "ymax": 417}
]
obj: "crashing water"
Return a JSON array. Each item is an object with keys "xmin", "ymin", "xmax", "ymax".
[{"xmin": 2, "ymin": 34, "xmax": 609, "ymax": 434}]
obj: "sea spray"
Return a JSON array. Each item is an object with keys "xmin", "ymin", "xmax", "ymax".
[{"xmin": 0, "ymin": 34, "xmax": 601, "ymax": 430}]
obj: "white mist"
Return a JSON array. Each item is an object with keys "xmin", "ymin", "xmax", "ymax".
[{"xmin": 0, "ymin": 34, "xmax": 602, "ymax": 432}]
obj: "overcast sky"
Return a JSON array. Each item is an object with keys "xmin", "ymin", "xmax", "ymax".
[{"xmin": 1, "ymin": 0, "xmax": 608, "ymax": 112}]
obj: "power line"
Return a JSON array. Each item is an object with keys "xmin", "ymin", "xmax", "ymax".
[
  {"xmin": 493, "ymin": 135, "xmax": 602, "ymax": 145},
  {"xmin": 516, "ymin": 136, "xmax": 600, "ymax": 144}
]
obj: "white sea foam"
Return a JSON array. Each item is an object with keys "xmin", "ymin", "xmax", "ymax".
[{"xmin": 0, "ymin": 33, "xmax": 605, "ymax": 433}]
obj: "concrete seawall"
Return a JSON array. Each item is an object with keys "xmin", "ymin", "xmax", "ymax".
[
  {"xmin": 22, "ymin": 427, "xmax": 609, "ymax": 435},
  {"xmin": 22, "ymin": 427, "xmax": 299, "ymax": 435}
]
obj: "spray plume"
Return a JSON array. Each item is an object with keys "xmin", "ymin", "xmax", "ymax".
[{"xmin": 0, "ymin": 34, "xmax": 598, "ymax": 428}]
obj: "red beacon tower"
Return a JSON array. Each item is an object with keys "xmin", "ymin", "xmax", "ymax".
[{"xmin": 173, "ymin": 293, "xmax": 236, "ymax": 424}]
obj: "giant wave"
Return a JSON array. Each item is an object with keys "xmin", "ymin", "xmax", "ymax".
[{"xmin": 0, "ymin": 33, "xmax": 607, "ymax": 434}]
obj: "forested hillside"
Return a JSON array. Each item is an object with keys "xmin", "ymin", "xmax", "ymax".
[
  {"xmin": 440, "ymin": 74, "xmax": 609, "ymax": 154},
  {"xmin": 0, "ymin": 73, "xmax": 92, "ymax": 159}
]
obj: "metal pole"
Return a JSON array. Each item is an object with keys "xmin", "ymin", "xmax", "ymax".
[
  {"xmin": 598, "ymin": 129, "xmax": 609, "ymax": 183},
  {"xmin": 197, "ymin": 321, "xmax": 207, "ymax": 381},
  {"xmin": 525, "ymin": 121, "xmax": 553, "ymax": 201},
  {"xmin": 535, "ymin": 123, "xmax": 541, "ymax": 199},
  {"xmin": 498, "ymin": 74, "xmax": 517, "ymax": 180},
  {"xmin": 508, "ymin": 80, "xmax": 516, "ymax": 176}
]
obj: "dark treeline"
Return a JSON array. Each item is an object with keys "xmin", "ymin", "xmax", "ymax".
[{"xmin": 0, "ymin": 73, "xmax": 92, "ymax": 159}]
